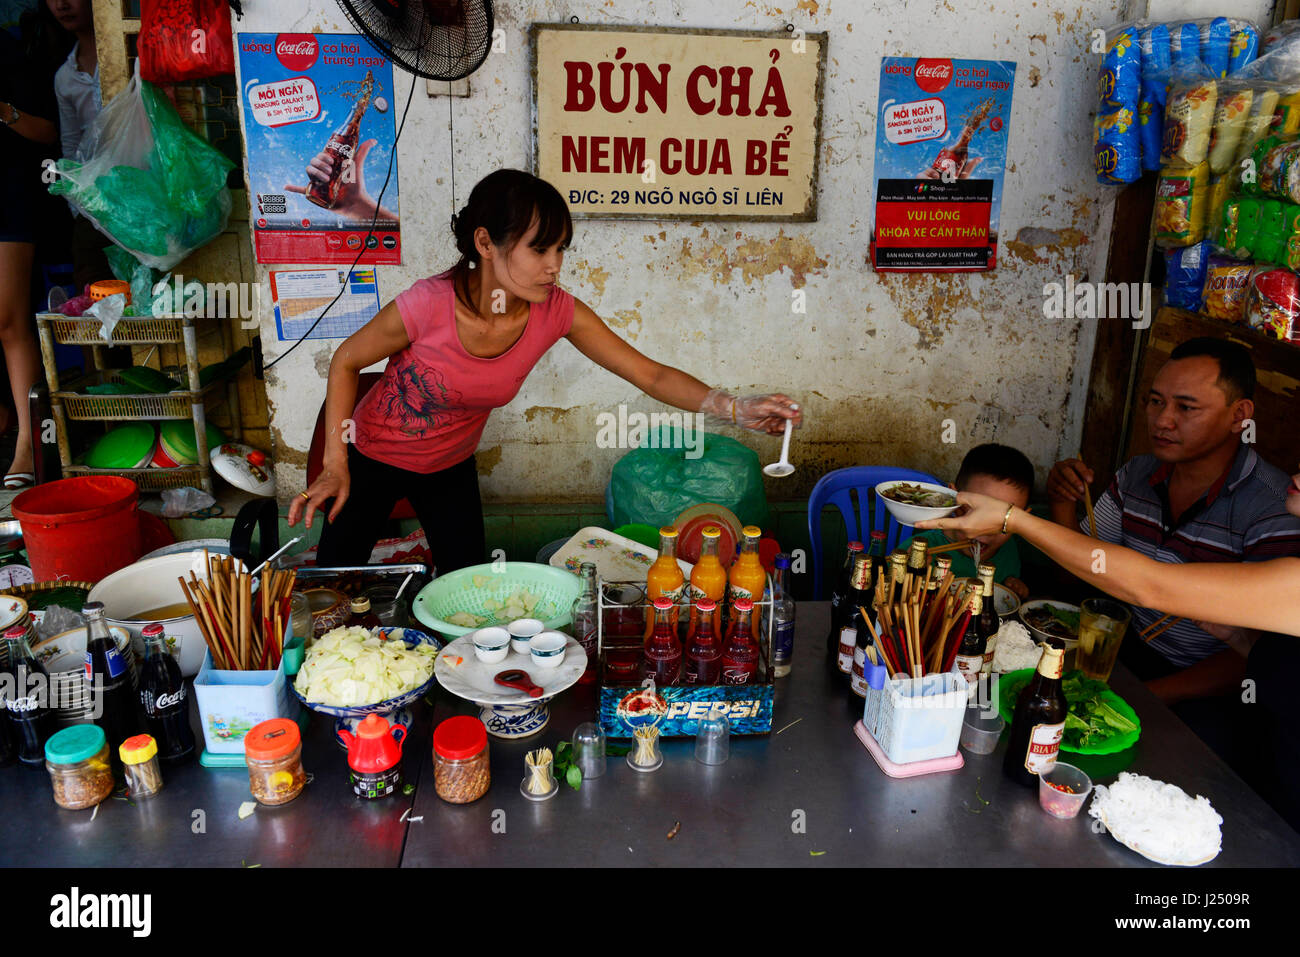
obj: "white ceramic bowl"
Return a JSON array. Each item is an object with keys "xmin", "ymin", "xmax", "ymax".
[
  {"xmin": 472, "ymin": 626, "xmax": 511, "ymax": 664},
  {"xmin": 874, "ymin": 480, "xmax": 960, "ymax": 526},
  {"xmin": 87, "ymin": 550, "xmax": 246, "ymax": 678},
  {"xmin": 529, "ymin": 631, "xmax": 567, "ymax": 669},
  {"xmin": 1018, "ymin": 599, "xmax": 1081, "ymax": 650},
  {"xmin": 508, "ymin": 618, "xmax": 544, "ymax": 655}
]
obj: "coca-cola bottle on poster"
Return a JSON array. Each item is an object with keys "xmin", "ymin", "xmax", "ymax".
[
  {"xmin": 307, "ymin": 70, "xmax": 375, "ymax": 210},
  {"xmin": 2, "ymin": 626, "xmax": 52, "ymax": 766},
  {"xmin": 139, "ymin": 623, "xmax": 194, "ymax": 761},
  {"xmin": 929, "ymin": 99, "xmax": 995, "ymax": 179}
]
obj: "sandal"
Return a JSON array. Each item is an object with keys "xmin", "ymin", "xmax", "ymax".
[{"xmin": 3, "ymin": 472, "xmax": 34, "ymax": 490}]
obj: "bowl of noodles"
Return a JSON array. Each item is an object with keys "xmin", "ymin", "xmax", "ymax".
[{"xmin": 874, "ymin": 480, "xmax": 960, "ymax": 526}]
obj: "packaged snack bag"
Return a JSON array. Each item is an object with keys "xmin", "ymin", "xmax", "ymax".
[
  {"xmin": 1096, "ymin": 26, "xmax": 1142, "ymax": 184},
  {"xmin": 1164, "ymin": 241, "xmax": 1212, "ymax": 310},
  {"xmin": 1139, "ymin": 24, "xmax": 1172, "ymax": 171},
  {"xmin": 1155, "ymin": 161, "xmax": 1210, "ymax": 246},
  {"xmin": 1208, "ymin": 83, "xmax": 1253, "ymax": 173},
  {"xmin": 1228, "ymin": 24, "xmax": 1260, "ymax": 74},
  {"xmin": 1201, "ymin": 254, "xmax": 1254, "ymax": 321},
  {"xmin": 1201, "ymin": 17, "xmax": 1232, "ymax": 78},
  {"xmin": 1162, "ymin": 75, "xmax": 1219, "ymax": 165},
  {"xmin": 1244, "ymin": 265, "xmax": 1300, "ymax": 337}
]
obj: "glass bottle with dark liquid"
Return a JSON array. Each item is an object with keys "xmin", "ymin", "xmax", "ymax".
[
  {"xmin": 836, "ymin": 555, "xmax": 873, "ymax": 679},
  {"xmin": 307, "ymin": 70, "xmax": 375, "ymax": 209},
  {"xmin": 643, "ymin": 597, "xmax": 682, "ymax": 687},
  {"xmin": 1003, "ymin": 643, "xmax": 1068, "ymax": 788},
  {"xmin": 826, "ymin": 541, "xmax": 864, "ymax": 666},
  {"xmin": 3, "ymin": 626, "xmax": 52, "ymax": 766}
]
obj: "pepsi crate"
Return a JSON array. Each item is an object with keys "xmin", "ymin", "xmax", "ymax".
[{"xmin": 595, "ymin": 577, "xmax": 777, "ymax": 739}]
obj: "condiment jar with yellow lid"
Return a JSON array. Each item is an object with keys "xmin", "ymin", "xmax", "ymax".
[
  {"xmin": 245, "ymin": 718, "xmax": 307, "ymax": 806},
  {"xmin": 119, "ymin": 734, "xmax": 163, "ymax": 799}
]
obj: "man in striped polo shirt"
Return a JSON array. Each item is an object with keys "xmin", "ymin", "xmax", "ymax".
[{"xmin": 1047, "ymin": 337, "xmax": 1300, "ymax": 710}]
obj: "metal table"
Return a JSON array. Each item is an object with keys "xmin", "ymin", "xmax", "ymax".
[
  {"xmin": 3, "ymin": 604, "xmax": 1296, "ymax": 867},
  {"xmin": 400, "ymin": 603, "xmax": 1300, "ymax": 868}
]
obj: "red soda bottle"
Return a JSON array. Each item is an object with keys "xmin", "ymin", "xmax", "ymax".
[
  {"xmin": 683, "ymin": 598, "xmax": 721, "ymax": 684},
  {"xmin": 642, "ymin": 596, "xmax": 682, "ymax": 687},
  {"xmin": 720, "ymin": 598, "xmax": 759, "ymax": 685}
]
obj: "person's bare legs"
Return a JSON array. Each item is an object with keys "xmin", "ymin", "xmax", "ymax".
[{"xmin": 0, "ymin": 242, "xmax": 38, "ymax": 478}]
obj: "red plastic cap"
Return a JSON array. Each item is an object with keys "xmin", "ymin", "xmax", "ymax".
[
  {"xmin": 652, "ymin": 596, "xmax": 674, "ymax": 610},
  {"xmin": 733, "ymin": 598, "xmax": 754, "ymax": 612},
  {"xmin": 870, "ymin": 530, "xmax": 887, "ymax": 540},
  {"xmin": 141, "ymin": 623, "xmax": 164, "ymax": 637},
  {"xmin": 244, "ymin": 718, "xmax": 301, "ymax": 761},
  {"xmin": 247, "ymin": 450, "xmax": 267, "ymax": 466},
  {"xmin": 357, "ymin": 714, "xmax": 390, "ymax": 739},
  {"xmin": 433, "ymin": 716, "xmax": 487, "ymax": 760},
  {"xmin": 3, "ymin": 626, "xmax": 26, "ymax": 639},
  {"xmin": 848, "ymin": 541, "xmax": 864, "ymax": 550},
  {"xmin": 695, "ymin": 598, "xmax": 717, "ymax": 612}
]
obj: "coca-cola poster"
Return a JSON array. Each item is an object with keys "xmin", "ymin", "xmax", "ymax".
[
  {"xmin": 870, "ymin": 57, "xmax": 1016, "ymax": 272},
  {"xmin": 234, "ymin": 33, "xmax": 402, "ymax": 265}
]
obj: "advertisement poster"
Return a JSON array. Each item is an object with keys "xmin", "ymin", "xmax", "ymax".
[
  {"xmin": 271, "ymin": 268, "xmax": 380, "ymax": 341},
  {"xmin": 236, "ymin": 33, "xmax": 401, "ymax": 265},
  {"xmin": 870, "ymin": 57, "xmax": 1016, "ymax": 271},
  {"xmin": 532, "ymin": 24, "xmax": 826, "ymax": 220}
]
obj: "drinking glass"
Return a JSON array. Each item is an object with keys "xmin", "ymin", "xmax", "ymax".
[
  {"xmin": 572, "ymin": 722, "xmax": 606, "ymax": 779},
  {"xmin": 1076, "ymin": 598, "xmax": 1131, "ymax": 682}
]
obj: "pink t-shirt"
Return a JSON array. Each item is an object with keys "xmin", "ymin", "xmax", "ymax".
[{"xmin": 352, "ymin": 273, "xmax": 575, "ymax": 473}]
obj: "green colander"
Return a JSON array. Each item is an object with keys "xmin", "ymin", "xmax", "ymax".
[{"xmin": 411, "ymin": 562, "xmax": 583, "ymax": 637}]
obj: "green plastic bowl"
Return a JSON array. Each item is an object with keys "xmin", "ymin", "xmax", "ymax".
[
  {"xmin": 85, "ymin": 422, "xmax": 157, "ymax": 469},
  {"xmin": 612, "ymin": 523, "xmax": 660, "ymax": 550},
  {"xmin": 158, "ymin": 420, "xmax": 225, "ymax": 465},
  {"xmin": 411, "ymin": 561, "xmax": 583, "ymax": 638}
]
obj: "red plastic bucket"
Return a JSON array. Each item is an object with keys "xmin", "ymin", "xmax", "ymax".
[{"xmin": 13, "ymin": 477, "xmax": 142, "ymax": 583}]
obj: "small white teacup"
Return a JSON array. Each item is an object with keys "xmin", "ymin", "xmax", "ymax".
[
  {"xmin": 529, "ymin": 631, "xmax": 567, "ymax": 669},
  {"xmin": 507, "ymin": 618, "xmax": 544, "ymax": 655}
]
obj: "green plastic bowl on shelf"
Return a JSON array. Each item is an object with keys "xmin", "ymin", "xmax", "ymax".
[
  {"xmin": 158, "ymin": 420, "xmax": 225, "ymax": 466},
  {"xmin": 411, "ymin": 561, "xmax": 583, "ymax": 638},
  {"xmin": 117, "ymin": 366, "xmax": 181, "ymax": 394},
  {"xmin": 612, "ymin": 523, "xmax": 660, "ymax": 550},
  {"xmin": 997, "ymin": 668, "xmax": 1142, "ymax": 755},
  {"xmin": 85, "ymin": 422, "xmax": 157, "ymax": 469}
]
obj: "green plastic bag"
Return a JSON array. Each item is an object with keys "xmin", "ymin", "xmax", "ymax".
[
  {"xmin": 607, "ymin": 426, "xmax": 769, "ymax": 530},
  {"xmin": 50, "ymin": 66, "xmax": 233, "ymax": 271}
]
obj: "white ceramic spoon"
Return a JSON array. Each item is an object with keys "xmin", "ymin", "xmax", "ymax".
[{"xmin": 763, "ymin": 418, "xmax": 795, "ymax": 478}]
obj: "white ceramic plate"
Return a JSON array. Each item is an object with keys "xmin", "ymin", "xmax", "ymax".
[{"xmin": 434, "ymin": 632, "xmax": 586, "ymax": 706}]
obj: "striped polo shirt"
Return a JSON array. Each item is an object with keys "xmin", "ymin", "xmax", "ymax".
[{"xmin": 1088, "ymin": 445, "xmax": 1300, "ymax": 668}]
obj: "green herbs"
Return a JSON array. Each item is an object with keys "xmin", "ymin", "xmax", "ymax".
[
  {"xmin": 1047, "ymin": 605, "xmax": 1080, "ymax": 633},
  {"xmin": 1061, "ymin": 674, "xmax": 1138, "ymax": 748},
  {"xmin": 553, "ymin": 741, "xmax": 583, "ymax": 790}
]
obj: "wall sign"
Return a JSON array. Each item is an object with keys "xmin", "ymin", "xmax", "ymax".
[
  {"xmin": 236, "ymin": 32, "xmax": 402, "ymax": 265},
  {"xmin": 870, "ymin": 57, "xmax": 1016, "ymax": 272},
  {"xmin": 531, "ymin": 23, "xmax": 826, "ymax": 220}
]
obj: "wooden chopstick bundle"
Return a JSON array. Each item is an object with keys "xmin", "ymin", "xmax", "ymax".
[
  {"xmin": 1139, "ymin": 612, "xmax": 1183, "ymax": 644},
  {"xmin": 926, "ymin": 539, "xmax": 974, "ymax": 556},
  {"xmin": 180, "ymin": 553, "xmax": 298, "ymax": 670}
]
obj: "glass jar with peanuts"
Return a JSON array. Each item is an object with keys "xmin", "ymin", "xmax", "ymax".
[{"xmin": 432, "ymin": 716, "xmax": 489, "ymax": 804}]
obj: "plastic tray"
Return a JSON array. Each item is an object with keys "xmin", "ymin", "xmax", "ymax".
[
  {"xmin": 997, "ymin": 668, "xmax": 1141, "ymax": 755},
  {"xmin": 549, "ymin": 526, "xmax": 692, "ymax": 581}
]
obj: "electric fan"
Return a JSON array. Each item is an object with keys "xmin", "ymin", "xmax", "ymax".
[{"xmin": 336, "ymin": 0, "xmax": 494, "ymax": 81}]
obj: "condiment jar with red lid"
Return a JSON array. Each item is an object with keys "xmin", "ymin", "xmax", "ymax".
[
  {"xmin": 338, "ymin": 714, "xmax": 406, "ymax": 799},
  {"xmin": 432, "ymin": 716, "xmax": 489, "ymax": 804},
  {"xmin": 245, "ymin": 718, "xmax": 306, "ymax": 806}
]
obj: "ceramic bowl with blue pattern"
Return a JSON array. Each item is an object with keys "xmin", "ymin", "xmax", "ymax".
[{"xmin": 290, "ymin": 626, "xmax": 443, "ymax": 719}]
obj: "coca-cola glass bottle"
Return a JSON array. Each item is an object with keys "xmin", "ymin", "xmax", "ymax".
[
  {"xmin": 570, "ymin": 563, "xmax": 599, "ymax": 685},
  {"xmin": 642, "ymin": 597, "xmax": 682, "ymax": 687},
  {"xmin": 3, "ymin": 626, "xmax": 52, "ymax": 766},
  {"xmin": 307, "ymin": 70, "xmax": 374, "ymax": 209},
  {"xmin": 139, "ymin": 623, "xmax": 195, "ymax": 761},
  {"xmin": 720, "ymin": 598, "xmax": 759, "ymax": 685},
  {"xmin": 683, "ymin": 598, "xmax": 721, "ymax": 684},
  {"xmin": 83, "ymin": 601, "xmax": 140, "ymax": 760}
]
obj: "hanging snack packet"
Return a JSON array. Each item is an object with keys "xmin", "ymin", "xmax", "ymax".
[
  {"xmin": 1164, "ymin": 241, "xmax": 1212, "ymax": 310},
  {"xmin": 1204, "ymin": 174, "xmax": 1233, "ymax": 239},
  {"xmin": 1155, "ymin": 161, "xmax": 1210, "ymax": 246},
  {"xmin": 1208, "ymin": 83, "xmax": 1253, "ymax": 173},
  {"xmin": 1162, "ymin": 75, "xmax": 1218, "ymax": 166},
  {"xmin": 1139, "ymin": 25, "xmax": 1173, "ymax": 171},
  {"xmin": 1232, "ymin": 88, "xmax": 1281, "ymax": 168},
  {"xmin": 1276, "ymin": 90, "xmax": 1300, "ymax": 136},
  {"xmin": 1244, "ymin": 265, "xmax": 1300, "ymax": 337},
  {"xmin": 1201, "ymin": 18, "xmax": 1232, "ymax": 78},
  {"xmin": 1096, "ymin": 26, "xmax": 1142, "ymax": 184},
  {"xmin": 1201, "ymin": 255, "xmax": 1254, "ymax": 322},
  {"xmin": 1228, "ymin": 24, "xmax": 1260, "ymax": 75}
]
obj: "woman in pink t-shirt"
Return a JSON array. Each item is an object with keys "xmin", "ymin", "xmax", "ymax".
[{"xmin": 288, "ymin": 169, "xmax": 800, "ymax": 572}]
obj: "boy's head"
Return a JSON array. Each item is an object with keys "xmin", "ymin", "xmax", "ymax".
[{"xmin": 954, "ymin": 444, "xmax": 1034, "ymax": 559}]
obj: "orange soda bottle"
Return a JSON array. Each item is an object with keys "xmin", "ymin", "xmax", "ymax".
[
  {"xmin": 644, "ymin": 526, "xmax": 685, "ymax": 639},
  {"xmin": 728, "ymin": 525, "xmax": 766, "ymax": 621},
  {"xmin": 689, "ymin": 526, "xmax": 728, "ymax": 628}
]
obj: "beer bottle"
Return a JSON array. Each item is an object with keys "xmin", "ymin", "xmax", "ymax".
[
  {"xmin": 1003, "ymin": 643, "xmax": 1068, "ymax": 788},
  {"xmin": 975, "ymin": 563, "xmax": 1001, "ymax": 672},
  {"xmin": 826, "ymin": 541, "xmax": 864, "ymax": 661},
  {"xmin": 954, "ymin": 590, "xmax": 988, "ymax": 684},
  {"xmin": 837, "ymin": 556, "xmax": 873, "ymax": 678},
  {"xmin": 307, "ymin": 70, "xmax": 375, "ymax": 209}
]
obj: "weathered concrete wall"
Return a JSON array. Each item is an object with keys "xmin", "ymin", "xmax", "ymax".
[{"xmin": 243, "ymin": 0, "xmax": 1274, "ymax": 504}]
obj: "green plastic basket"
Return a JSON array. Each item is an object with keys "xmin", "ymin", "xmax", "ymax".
[{"xmin": 411, "ymin": 562, "xmax": 583, "ymax": 638}]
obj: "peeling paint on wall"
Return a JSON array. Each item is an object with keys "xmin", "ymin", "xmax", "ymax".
[{"xmin": 673, "ymin": 228, "xmax": 829, "ymax": 287}]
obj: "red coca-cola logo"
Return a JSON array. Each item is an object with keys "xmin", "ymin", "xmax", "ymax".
[
  {"xmin": 276, "ymin": 34, "xmax": 318, "ymax": 71},
  {"xmin": 913, "ymin": 58, "xmax": 953, "ymax": 94}
]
